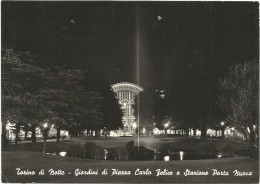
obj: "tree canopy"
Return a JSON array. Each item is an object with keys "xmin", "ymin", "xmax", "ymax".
[
  {"xmin": 2, "ymin": 49, "xmax": 123, "ymax": 143},
  {"xmin": 218, "ymin": 60, "xmax": 258, "ymax": 144}
]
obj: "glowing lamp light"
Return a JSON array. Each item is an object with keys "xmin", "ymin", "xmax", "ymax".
[
  {"xmin": 231, "ymin": 127, "xmax": 235, "ymax": 131},
  {"xmin": 160, "ymin": 94, "xmax": 165, "ymax": 99},
  {"xmin": 59, "ymin": 152, "xmax": 67, "ymax": 157},
  {"xmin": 221, "ymin": 122, "xmax": 225, "ymax": 126},
  {"xmin": 164, "ymin": 156, "xmax": 170, "ymax": 161},
  {"xmin": 164, "ymin": 122, "xmax": 170, "ymax": 129},
  {"xmin": 123, "ymin": 102, "xmax": 127, "ymax": 108},
  {"xmin": 253, "ymin": 125, "xmax": 256, "ymax": 129},
  {"xmin": 132, "ymin": 122, "xmax": 137, "ymax": 129},
  {"xmin": 43, "ymin": 123, "xmax": 48, "ymax": 128},
  {"xmin": 179, "ymin": 151, "xmax": 184, "ymax": 161},
  {"xmin": 217, "ymin": 153, "xmax": 222, "ymax": 158}
]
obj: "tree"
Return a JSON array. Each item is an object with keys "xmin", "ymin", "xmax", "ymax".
[
  {"xmin": 2, "ymin": 49, "xmax": 48, "ymax": 144},
  {"xmin": 40, "ymin": 67, "xmax": 104, "ymax": 140},
  {"xmin": 83, "ymin": 73, "xmax": 124, "ymax": 137},
  {"xmin": 218, "ymin": 60, "xmax": 258, "ymax": 158}
]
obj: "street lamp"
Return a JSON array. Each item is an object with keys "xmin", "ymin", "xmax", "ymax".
[
  {"xmin": 132, "ymin": 122, "xmax": 137, "ymax": 135},
  {"xmin": 164, "ymin": 122, "xmax": 170, "ymax": 140},
  {"xmin": 43, "ymin": 123, "xmax": 48, "ymax": 128},
  {"xmin": 220, "ymin": 122, "xmax": 225, "ymax": 138}
]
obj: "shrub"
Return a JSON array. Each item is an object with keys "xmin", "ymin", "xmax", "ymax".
[
  {"xmin": 196, "ymin": 141, "xmax": 218, "ymax": 156},
  {"xmin": 114, "ymin": 147, "xmax": 129, "ymax": 161},
  {"xmin": 249, "ymin": 144, "xmax": 259, "ymax": 159},
  {"xmin": 2, "ymin": 137, "xmax": 9, "ymax": 148},
  {"xmin": 66, "ymin": 144, "xmax": 84, "ymax": 158},
  {"xmin": 84, "ymin": 142, "xmax": 98, "ymax": 159},
  {"xmin": 159, "ymin": 143, "xmax": 171, "ymax": 155},
  {"xmin": 221, "ymin": 143, "xmax": 234, "ymax": 157}
]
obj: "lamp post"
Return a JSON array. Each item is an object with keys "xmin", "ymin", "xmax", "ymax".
[
  {"xmin": 132, "ymin": 122, "xmax": 137, "ymax": 135},
  {"xmin": 42, "ymin": 123, "xmax": 48, "ymax": 155},
  {"xmin": 164, "ymin": 122, "xmax": 170, "ymax": 140},
  {"xmin": 220, "ymin": 122, "xmax": 225, "ymax": 138},
  {"xmin": 231, "ymin": 127, "xmax": 235, "ymax": 137}
]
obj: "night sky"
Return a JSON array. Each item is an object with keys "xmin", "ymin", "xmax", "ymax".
[{"xmin": 2, "ymin": 2, "xmax": 259, "ymax": 91}]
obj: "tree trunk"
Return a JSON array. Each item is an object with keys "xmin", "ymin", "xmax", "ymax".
[
  {"xmin": 164, "ymin": 129, "xmax": 167, "ymax": 140},
  {"xmin": 24, "ymin": 124, "xmax": 28, "ymax": 139},
  {"xmin": 249, "ymin": 129, "xmax": 257, "ymax": 159},
  {"xmin": 185, "ymin": 129, "xmax": 189, "ymax": 137},
  {"xmin": 104, "ymin": 129, "xmax": 107, "ymax": 137},
  {"xmin": 31, "ymin": 126, "xmax": 36, "ymax": 142},
  {"xmin": 88, "ymin": 129, "xmax": 91, "ymax": 136},
  {"xmin": 56, "ymin": 127, "xmax": 60, "ymax": 142},
  {"xmin": 15, "ymin": 122, "xmax": 21, "ymax": 144},
  {"xmin": 42, "ymin": 129, "xmax": 47, "ymax": 155},
  {"xmin": 95, "ymin": 130, "xmax": 99, "ymax": 138},
  {"xmin": 221, "ymin": 128, "xmax": 224, "ymax": 138},
  {"xmin": 2, "ymin": 121, "xmax": 8, "ymax": 147},
  {"xmin": 193, "ymin": 128, "xmax": 197, "ymax": 136},
  {"xmin": 200, "ymin": 121, "xmax": 207, "ymax": 139},
  {"xmin": 70, "ymin": 131, "xmax": 73, "ymax": 140}
]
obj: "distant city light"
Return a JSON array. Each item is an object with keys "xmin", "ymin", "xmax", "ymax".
[
  {"xmin": 164, "ymin": 122, "xmax": 170, "ymax": 129},
  {"xmin": 59, "ymin": 152, "xmax": 67, "ymax": 157},
  {"xmin": 217, "ymin": 153, "xmax": 222, "ymax": 158},
  {"xmin": 160, "ymin": 94, "xmax": 165, "ymax": 99},
  {"xmin": 6, "ymin": 122, "xmax": 12, "ymax": 130}
]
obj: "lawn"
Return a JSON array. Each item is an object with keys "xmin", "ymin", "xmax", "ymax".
[
  {"xmin": 4, "ymin": 136, "xmax": 249, "ymax": 153},
  {"xmin": 2, "ymin": 136, "xmax": 258, "ymax": 183}
]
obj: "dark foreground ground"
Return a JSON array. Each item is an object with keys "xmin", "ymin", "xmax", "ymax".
[
  {"xmin": 2, "ymin": 137, "xmax": 259, "ymax": 183},
  {"xmin": 2, "ymin": 151, "xmax": 259, "ymax": 183}
]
